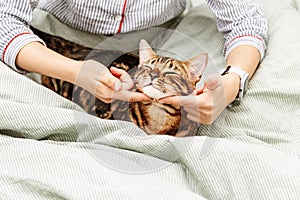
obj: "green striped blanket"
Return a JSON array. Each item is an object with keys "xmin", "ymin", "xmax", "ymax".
[{"xmin": 0, "ymin": 0, "xmax": 299, "ymax": 199}]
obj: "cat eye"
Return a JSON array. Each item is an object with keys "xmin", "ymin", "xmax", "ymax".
[
  {"xmin": 163, "ymin": 71, "xmax": 179, "ymax": 76},
  {"xmin": 143, "ymin": 65, "xmax": 152, "ymax": 70}
]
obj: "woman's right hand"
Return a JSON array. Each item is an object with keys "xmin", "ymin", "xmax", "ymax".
[
  {"xmin": 16, "ymin": 42, "xmax": 149, "ymax": 103},
  {"xmin": 75, "ymin": 60, "xmax": 150, "ymax": 103}
]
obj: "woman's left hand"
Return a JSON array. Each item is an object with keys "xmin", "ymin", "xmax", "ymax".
[{"xmin": 158, "ymin": 74, "xmax": 228, "ymax": 124}]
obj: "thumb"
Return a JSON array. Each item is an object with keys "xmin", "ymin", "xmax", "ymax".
[
  {"xmin": 110, "ymin": 67, "xmax": 133, "ymax": 90},
  {"xmin": 204, "ymin": 74, "xmax": 222, "ymax": 90},
  {"xmin": 110, "ymin": 67, "xmax": 130, "ymax": 81},
  {"xmin": 110, "ymin": 66, "xmax": 123, "ymax": 78},
  {"xmin": 75, "ymin": 60, "xmax": 123, "ymax": 92}
]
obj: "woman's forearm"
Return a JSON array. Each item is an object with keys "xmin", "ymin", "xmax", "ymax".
[
  {"xmin": 15, "ymin": 41, "xmax": 81, "ymax": 84},
  {"xmin": 226, "ymin": 45, "xmax": 261, "ymax": 78},
  {"xmin": 221, "ymin": 45, "xmax": 261, "ymax": 105}
]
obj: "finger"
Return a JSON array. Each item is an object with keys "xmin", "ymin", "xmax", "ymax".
[
  {"xmin": 99, "ymin": 97, "xmax": 113, "ymax": 104},
  {"xmin": 113, "ymin": 90, "xmax": 151, "ymax": 102},
  {"xmin": 102, "ymin": 70, "xmax": 123, "ymax": 91},
  {"xmin": 193, "ymin": 86, "xmax": 204, "ymax": 95},
  {"xmin": 183, "ymin": 105, "xmax": 201, "ymax": 115},
  {"xmin": 110, "ymin": 67, "xmax": 133, "ymax": 90},
  {"xmin": 186, "ymin": 113, "xmax": 201, "ymax": 123},
  {"xmin": 184, "ymin": 107, "xmax": 201, "ymax": 122},
  {"xmin": 204, "ymin": 74, "xmax": 226, "ymax": 109},
  {"xmin": 88, "ymin": 64, "xmax": 122, "ymax": 92},
  {"xmin": 110, "ymin": 66, "xmax": 123, "ymax": 79},
  {"xmin": 110, "ymin": 67, "xmax": 131, "ymax": 82},
  {"xmin": 94, "ymin": 81, "xmax": 114, "ymax": 102},
  {"xmin": 187, "ymin": 113, "xmax": 212, "ymax": 124},
  {"xmin": 204, "ymin": 74, "xmax": 222, "ymax": 90},
  {"xmin": 76, "ymin": 60, "xmax": 123, "ymax": 92},
  {"xmin": 158, "ymin": 95, "xmax": 198, "ymax": 107}
]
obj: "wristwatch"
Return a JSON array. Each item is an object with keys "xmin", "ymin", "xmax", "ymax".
[{"xmin": 220, "ymin": 66, "xmax": 249, "ymax": 105}]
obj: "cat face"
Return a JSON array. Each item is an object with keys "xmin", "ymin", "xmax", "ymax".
[{"xmin": 134, "ymin": 40, "xmax": 208, "ymax": 100}]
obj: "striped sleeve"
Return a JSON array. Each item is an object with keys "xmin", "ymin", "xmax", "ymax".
[
  {"xmin": 0, "ymin": 0, "xmax": 45, "ymax": 73},
  {"xmin": 206, "ymin": 0, "xmax": 268, "ymax": 60}
]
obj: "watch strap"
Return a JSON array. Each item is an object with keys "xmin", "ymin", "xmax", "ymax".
[{"xmin": 220, "ymin": 65, "xmax": 249, "ymax": 101}]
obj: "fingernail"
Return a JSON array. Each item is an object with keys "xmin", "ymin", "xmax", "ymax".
[
  {"xmin": 114, "ymin": 81, "xmax": 122, "ymax": 91},
  {"xmin": 158, "ymin": 99, "xmax": 166, "ymax": 104}
]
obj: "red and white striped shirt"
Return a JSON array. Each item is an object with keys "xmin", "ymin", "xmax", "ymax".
[{"xmin": 0, "ymin": 0, "xmax": 267, "ymax": 72}]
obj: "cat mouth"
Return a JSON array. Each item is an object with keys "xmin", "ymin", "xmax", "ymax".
[{"xmin": 141, "ymin": 85, "xmax": 176, "ymax": 100}]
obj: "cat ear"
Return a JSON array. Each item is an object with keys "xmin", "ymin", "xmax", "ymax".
[
  {"xmin": 139, "ymin": 39, "xmax": 157, "ymax": 64},
  {"xmin": 184, "ymin": 53, "xmax": 208, "ymax": 83}
]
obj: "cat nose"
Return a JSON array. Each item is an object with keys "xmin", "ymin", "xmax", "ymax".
[
  {"xmin": 150, "ymin": 74, "xmax": 158, "ymax": 80},
  {"xmin": 150, "ymin": 71, "xmax": 159, "ymax": 80}
]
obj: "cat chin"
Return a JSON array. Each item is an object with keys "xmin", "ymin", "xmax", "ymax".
[{"xmin": 141, "ymin": 85, "xmax": 176, "ymax": 100}]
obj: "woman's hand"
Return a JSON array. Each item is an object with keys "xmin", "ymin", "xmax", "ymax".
[
  {"xmin": 158, "ymin": 44, "xmax": 261, "ymax": 124},
  {"xmin": 110, "ymin": 66, "xmax": 151, "ymax": 102},
  {"xmin": 75, "ymin": 60, "xmax": 150, "ymax": 103},
  {"xmin": 159, "ymin": 73, "xmax": 239, "ymax": 124},
  {"xmin": 16, "ymin": 42, "xmax": 149, "ymax": 103}
]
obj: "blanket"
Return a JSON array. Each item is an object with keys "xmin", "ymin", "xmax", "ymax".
[{"xmin": 1, "ymin": 0, "xmax": 300, "ymax": 199}]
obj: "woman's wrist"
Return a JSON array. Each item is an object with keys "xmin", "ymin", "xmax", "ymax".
[
  {"xmin": 221, "ymin": 73, "xmax": 240, "ymax": 105},
  {"xmin": 67, "ymin": 60, "xmax": 83, "ymax": 84}
]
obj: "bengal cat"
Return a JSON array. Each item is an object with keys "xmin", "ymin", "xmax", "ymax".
[{"xmin": 32, "ymin": 27, "xmax": 208, "ymax": 137}]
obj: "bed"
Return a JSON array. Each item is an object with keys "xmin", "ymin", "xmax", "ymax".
[{"xmin": 0, "ymin": 0, "xmax": 299, "ymax": 199}]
